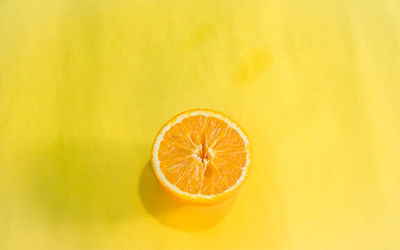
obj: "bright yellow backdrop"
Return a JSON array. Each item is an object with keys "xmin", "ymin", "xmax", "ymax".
[{"xmin": 0, "ymin": 0, "xmax": 399, "ymax": 249}]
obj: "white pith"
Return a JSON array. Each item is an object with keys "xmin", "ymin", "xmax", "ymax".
[{"xmin": 152, "ymin": 110, "xmax": 251, "ymax": 200}]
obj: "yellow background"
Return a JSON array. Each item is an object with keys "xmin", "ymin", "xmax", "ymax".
[{"xmin": 1, "ymin": 0, "xmax": 399, "ymax": 249}]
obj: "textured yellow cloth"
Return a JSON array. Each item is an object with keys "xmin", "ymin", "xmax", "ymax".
[{"xmin": 0, "ymin": 0, "xmax": 399, "ymax": 249}]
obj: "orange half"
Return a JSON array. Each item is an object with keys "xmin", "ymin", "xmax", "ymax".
[{"xmin": 151, "ymin": 109, "xmax": 251, "ymax": 205}]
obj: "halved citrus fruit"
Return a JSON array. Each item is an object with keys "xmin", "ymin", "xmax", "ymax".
[{"xmin": 151, "ymin": 109, "xmax": 251, "ymax": 205}]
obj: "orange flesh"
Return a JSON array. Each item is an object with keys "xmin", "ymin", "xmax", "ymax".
[{"xmin": 158, "ymin": 115, "xmax": 247, "ymax": 195}]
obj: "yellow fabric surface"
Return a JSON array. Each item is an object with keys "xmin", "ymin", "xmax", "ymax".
[{"xmin": 1, "ymin": 0, "xmax": 399, "ymax": 249}]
